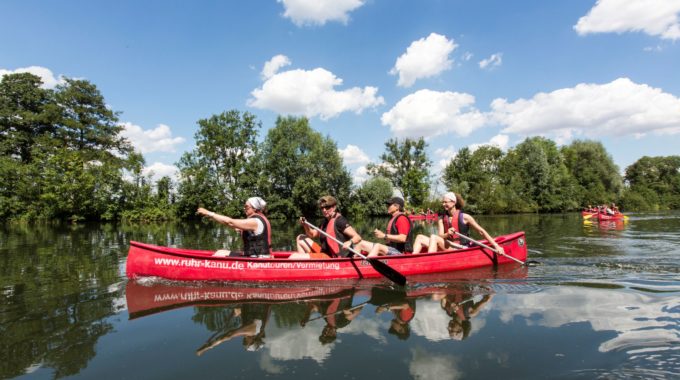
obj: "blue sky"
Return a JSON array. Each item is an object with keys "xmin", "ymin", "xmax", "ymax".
[{"xmin": 2, "ymin": 0, "xmax": 680, "ymax": 189}]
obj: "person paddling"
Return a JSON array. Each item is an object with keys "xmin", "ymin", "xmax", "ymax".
[
  {"xmin": 356, "ymin": 197, "xmax": 413, "ymax": 257},
  {"xmin": 291, "ymin": 195, "xmax": 362, "ymax": 259},
  {"xmin": 197, "ymin": 197, "xmax": 272, "ymax": 257},
  {"xmin": 412, "ymin": 192, "xmax": 504, "ymax": 254}
]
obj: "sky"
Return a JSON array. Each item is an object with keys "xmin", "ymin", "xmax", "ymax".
[{"xmin": 2, "ymin": 0, "xmax": 680, "ymax": 191}]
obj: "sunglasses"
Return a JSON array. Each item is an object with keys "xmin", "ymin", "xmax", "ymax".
[{"xmin": 320, "ymin": 205, "xmax": 335, "ymax": 210}]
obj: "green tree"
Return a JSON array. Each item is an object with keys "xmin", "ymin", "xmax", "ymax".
[
  {"xmin": 561, "ymin": 140, "xmax": 622, "ymax": 206},
  {"xmin": 348, "ymin": 176, "xmax": 394, "ymax": 216},
  {"xmin": 176, "ymin": 110, "xmax": 261, "ymax": 217},
  {"xmin": 0, "ymin": 74, "xmax": 134, "ymax": 220},
  {"xmin": 156, "ymin": 176, "xmax": 173, "ymax": 205},
  {"xmin": 442, "ymin": 146, "xmax": 505, "ymax": 213},
  {"xmin": 258, "ymin": 116, "xmax": 352, "ymax": 218},
  {"xmin": 0, "ymin": 72, "xmax": 58, "ymax": 163},
  {"xmin": 54, "ymin": 78, "xmax": 130, "ymax": 160},
  {"xmin": 367, "ymin": 137, "xmax": 431, "ymax": 206},
  {"xmin": 499, "ymin": 137, "xmax": 579, "ymax": 212},
  {"xmin": 622, "ymin": 155, "xmax": 680, "ymax": 210}
]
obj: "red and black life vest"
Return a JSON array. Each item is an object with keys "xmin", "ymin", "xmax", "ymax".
[
  {"xmin": 243, "ymin": 212, "xmax": 272, "ymax": 256},
  {"xmin": 442, "ymin": 210, "xmax": 472, "ymax": 246},
  {"xmin": 386, "ymin": 212, "xmax": 413, "ymax": 253},
  {"xmin": 320, "ymin": 213, "xmax": 347, "ymax": 258}
]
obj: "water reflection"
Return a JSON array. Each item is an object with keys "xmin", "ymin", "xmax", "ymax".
[
  {"xmin": 582, "ymin": 218, "xmax": 628, "ymax": 233},
  {"xmin": 494, "ymin": 282, "xmax": 680, "ymax": 378},
  {"xmin": 125, "ymin": 265, "xmax": 527, "ymax": 360},
  {"xmin": 3, "ymin": 213, "xmax": 680, "ymax": 379}
]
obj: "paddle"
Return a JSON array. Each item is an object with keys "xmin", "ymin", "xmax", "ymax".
[
  {"xmin": 303, "ymin": 219, "xmax": 407, "ymax": 286},
  {"xmin": 448, "ymin": 231, "xmax": 535, "ymax": 266},
  {"xmin": 304, "ymin": 301, "xmax": 369, "ymax": 324}
]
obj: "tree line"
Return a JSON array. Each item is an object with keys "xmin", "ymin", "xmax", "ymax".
[{"xmin": 1, "ymin": 73, "xmax": 678, "ymax": 221}]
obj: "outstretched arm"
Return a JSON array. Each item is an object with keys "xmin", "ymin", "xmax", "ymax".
[
  {"xmin": 463, "ymin": 214, "xmax": 504, "ymax": 254},
  {"xmin": 197, "ymin": 208, "xmax": 259, "ymax": 231}
]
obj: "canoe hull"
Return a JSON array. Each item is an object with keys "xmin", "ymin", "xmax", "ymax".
[
  {"xmin": 125, "ymin": 231, "xmax": 528, "ymax": 282},
  {"xmin": 408, "ymin": 214, "xmax": 437, "ymax": 221},
  {"xmin": 596, "ymin": 213, "xmax": 626, "ymax": 221}
]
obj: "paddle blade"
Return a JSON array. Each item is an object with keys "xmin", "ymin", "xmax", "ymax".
[
  {"xmin": 368, "ymin": 258, "xmax": 407, "ymax": 286},
  {"xmin": 583, "ymin": 214, "xmax": 593, "ymax": 219}
]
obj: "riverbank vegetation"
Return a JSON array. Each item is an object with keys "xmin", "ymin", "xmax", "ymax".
[{"xmin": 2, "ymin": 73, "xmax": 678, "ymax": 221}]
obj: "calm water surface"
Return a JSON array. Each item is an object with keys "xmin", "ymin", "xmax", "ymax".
[{"xmin": 2, "ymin": 212, "xmax": 679, "ymax": 379}]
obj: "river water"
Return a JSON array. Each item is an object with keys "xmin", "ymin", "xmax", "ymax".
[{"xmin": 1, "ymin": 212, "xmax": 679, "ymax": 379}]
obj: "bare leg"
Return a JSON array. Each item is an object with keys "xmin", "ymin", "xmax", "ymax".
[
  {"xmin": 296, "ymin": 235, "xmax": 314, "ymax": 254},
  {"xmin": 368, "ymin": 243, "xmax": 389, "ymax": 257},
  {"xmin": 288, "ymin": 252, "xmax": 311, "ymax": 259},
  {"xmin": 354, "ymin": 240, "xmax": 375, "ymax": 254},
  {"xmin": 428, "ymin": 235, "xmax": 447, "ymax": 253},
  {"xmin": 412, "ymin": 234, "xmax": 430, "ymax": 254}
]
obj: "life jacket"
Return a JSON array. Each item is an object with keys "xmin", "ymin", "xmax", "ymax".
[
  {"xmin": 243, "ymin": 213, "xmax": 271, "ymax": 256},
  {"xmin": 321, "ymin": 213, "xmax": 346, "ymax": 258},
  {"xmin": 442, "ymin": 210, "xmax": 472, "ymax": 246},
  {"xmin": 397, "ymin": 302, "xmax": 416, "ymax": 323},
  {"xmin": 386, "ymin": 212, "xmax": 413, "ymax": 253}
]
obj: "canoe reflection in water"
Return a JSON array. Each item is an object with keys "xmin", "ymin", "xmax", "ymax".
[{"xmin": 125, "ymin": 265, "xmax": 528, "ymax": 357}]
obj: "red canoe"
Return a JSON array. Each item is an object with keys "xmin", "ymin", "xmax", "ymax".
[
  {"xmin": 408, "ymin": 214, "xmax": 438, "ymax": 221},
  {"xmin": 125, "ymin": 231, "xmax": 528, "ymax": 282},
  {"xmin": 596, "ymin": 213, "xmax": 627, "ymax": 221},
  {"xmin": 581, "ymin": 211, "xmax": 597, "ymax": 218}
]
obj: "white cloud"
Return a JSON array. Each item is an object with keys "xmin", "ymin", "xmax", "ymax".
[
  {"xmin": 434, "ymin": 145, "xmax": 457, "ymax": 171},
  {"xmin": 0, "ymin": 66, "xmax": 65, "ymax": 88},
  {"xmin": 261, "ymin": 54, "xmax": 291, "ymax": 80},
  {"xmin": 411, "ymin": 300, "xmax": 453, "ymax": 341},
  {"xmin": 265, "ymin": 324, "xmax": 333, "ymax": 363},
  {"xmin": 496, "ymin": 287, "xmax": 679, "ymax": 355},
  {"xmin": 278, "ymin": 0, "xmax": 365, "ymax": 26},
  {"xmin": 120, "ymin": 122, "xmax": 186, "ymax": 153},
  {"xmin": 461, "ymin": 52, "xmax": 473, "ymax": 61},
  {"xmin": 390, "ymin": 33, "xmax": 457, "ymax": 88},
  {"xmin": 491, "ymin": 78, "xmax": 680, "ymax": 139},
  {"xmin": 409, "ymin": 347, "xmax": 462, "ymax": 380},
  {"xmin": 249, "ymin": 60, "xmax": 384, "ymax": 120},
  {"xmin": 142, "ymin": 162, "xmax": 179, "ymax": 182},
  {"xmin": 574, "ymin": 0, "xmax": 680, "ymax": 40},
  {"xmin": 381, "ymin": 89, "xmax": 486, "ymax": 139},
  {"xmin": 258, "ymin": 354, "xmax": 285, "ymax": 375},
  {"xmin": 468, "ymin": 134, "xmax": 510, "ymax": 152},
  {"xmin": 643, "ymin": 44, "xmax": 664, "ymax": 52},
  {"xmin": 352, "ymin": 165, "xmax": 370, "ymax": 186},
  {"xmin": 489, "ymin": 134, "xmax": 510, "ymax": 149},
  {"xmin": 479, "ymin": 53, "xmax": 502, "ymax": 69},
  {"xmin": 261, "ymin": 313, "xmax": 385, "ymax": 364},
  {"xmin": 338, "ymin": 315, "xmax": 387, "ymax": 342},
  {"xmin": 339, "ymin": 144, "xmax": 370, "ymax": 165}
]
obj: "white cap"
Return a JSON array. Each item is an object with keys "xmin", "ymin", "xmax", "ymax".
[
  {"xmin": 443, "ymin": 192, "xmax": 457, "ymax": 203},
  {"xmin": 247, "ymin": 197, "xmax": 266, "ymax": 210}
]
